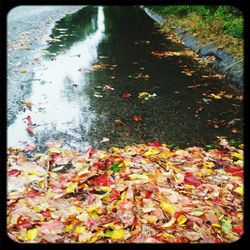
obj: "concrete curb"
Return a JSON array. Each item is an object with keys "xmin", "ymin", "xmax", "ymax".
[{"xmin": 144, "ymin": 7, "xmax": 243, "ymax": 88}]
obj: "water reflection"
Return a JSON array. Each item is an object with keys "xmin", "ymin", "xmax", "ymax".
[
  {"xmin": 8, "ymin": 6, "xmax": 106, "ymax": 151},
  {"xmin": 45, "ymin": 7, "xmax": 98, "ymax": 58}
]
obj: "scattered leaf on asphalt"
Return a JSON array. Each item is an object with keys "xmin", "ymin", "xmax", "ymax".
[{"xmin": 132, "ymin": 115, "xmax": 143, "ymax": 123}]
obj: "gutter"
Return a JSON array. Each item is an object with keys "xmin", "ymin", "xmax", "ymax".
[{"xmin": 143, "ymin": 7, "xmax": 243, "ymax": 88}]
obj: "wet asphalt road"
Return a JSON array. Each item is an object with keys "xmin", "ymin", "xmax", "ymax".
[{"xmin": 7, "ymin": 6, "xmax": 243, "ymax": 152}]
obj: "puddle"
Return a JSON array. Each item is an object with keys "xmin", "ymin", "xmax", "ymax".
[
  {"xmin": 7, "ymin": 6, "xmax": 105, "ymax": 151},
  {"xmin": 7, "ymin": 6, "xmax": 243, "ymax": 152}
]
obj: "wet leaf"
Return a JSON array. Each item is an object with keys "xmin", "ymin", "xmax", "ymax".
[
  {"xmin": 7, "ymin": 138, "xmax": 243, "ymax": 243},
  {"xmin": 105, "ymin": 229, "xmax": 125, "ymax": 240},
  {"xmin": 100, "ymin": 137, "xmax": 110, "ymax": 143},
  {"xmin": 114, "ymin": 119, "xmax": 125, "ymax": 126},
  {"xmin": 148, "ymin": 141, "xmax": 162, "ymax": 147},
  {"xmin": 111, "ymin": 164, "xmax": 122, "ymax": 173},
  {"xmin": 184, "ymin": 172, "xmax": 203, "ymax": 186},
  {"xmin": 177, "ymin": 215, "xmax": 187, "ymax": 225},
  {"xmin": 132, "ymin": 115, "xmax": 142, "ymax": 122},
  {"xmin": 234, "ymin": 186, "xmax": 243, "ymax": 195},
  {"xmin": 160, "ymin": 202, "xmax": 175, "ymax": 216},
  {"xmin": 92, "ymin": 175, "xmax": 111, "ymax": 187},
  {"xmin": 26, "ymin": 228, "xmax": 38, "ymax": 241},
  {"xmin": 205, "ymin": 145, "xmax": 216, "ymax": 150},
  {"xmin": 121, "ymin": 92, "xmax": 131, "ymax": 98},
  {"xmin": 24, "ymin": 99, "xmax": 33, "ymax": 109}
]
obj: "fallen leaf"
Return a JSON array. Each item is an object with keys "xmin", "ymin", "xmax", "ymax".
[
  {"xmin": 132, "ymin": 115, "xmax": 142, "ymax": 122},
  {"xmin": 121, "ymin": 92, "xmax": 132, "ymax": 98},
  {"xmin": 100, "ymin": 137, "xmax": 110, "ymax": 143}
]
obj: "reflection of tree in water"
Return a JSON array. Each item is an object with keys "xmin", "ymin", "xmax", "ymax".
[
  {"xmin": 45, "ymin": 7, "xmax": 98, "ymax": 58},
  {"xmin": 103, "ymin": 6, "xmax": 151, "ymax": 35}
]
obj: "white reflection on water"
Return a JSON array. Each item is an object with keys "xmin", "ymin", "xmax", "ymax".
[{"xmin": 8, "ymin": 7, "xmax": 105, "ymax": 150}]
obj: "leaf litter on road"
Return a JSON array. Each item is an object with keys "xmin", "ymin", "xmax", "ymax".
[{"xmin": 7, "ymin": 137, "xmax": 243, "ymax": 243}]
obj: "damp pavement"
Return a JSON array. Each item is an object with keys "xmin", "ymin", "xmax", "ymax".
[{"xmin": 7, "ymin": 6, "xmax": 243, "ymax": 152}]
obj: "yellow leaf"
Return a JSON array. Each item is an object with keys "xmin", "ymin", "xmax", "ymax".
[
  {"xmin": 65, "ymin": 224, "xmax": 74, "ymax": 232},
  {"xmin": 212, "ymin": 223, "xmax": 221, "ymax": 228},
  {"xmin": 162, "ymin": 232, "xmax": 176, "ymax": 239},
  {"xmin": 143, "ymin": 148, "xmax": 160, "ymax": 156},
  {"xmin": 129, "ymin": 174, "xmax": 149, "ymax": 180},
  {"xmin": 100, "ymin": 186, "xmax": 112, "ymax": 192},
  {"xmin": 27, "ymin": 228, "xmax": 38, "ymax": 241},
  {"xmin": 75, "ymin": 226, "xmax": 86, "ymax": 234},
  {"xmin": 21, "ymin": 69, "xmax": 27, "ymax": 73},
  {"xmin": 147, "ymin": 215, "xmax": 158, "ymax": 224},
  {"xmin": 105, "ymin": 229, "xmax": 125, "ymax": 240},
  {"xmin": 89, "ymin": 231, "xmax": 104, "ymax": 243},
  {"xmin": 131, "ymin": 230, "xmax": 139, "ymax": 236},
  {"xmin": 235, "ymin": 186, "xmax": 243, "ymax": 195},
  {"xmin": 210, "ymin": 94, "xmax": 222, "ymax": 99},
  {"xmin": 203, "ymin": 162, "xmax": 215, "ymax": 168},
  {"xmin": 112, "ymin": 147, "xmax": 120, "ymax": 153},
  {"xmin": 237, "ymin": 212, "xmax": 243, "ymax": 219},
  {"xmin": 27, "ymin": 170, "xmax": 40, "ymax": 176},
  {"xmin": 160, "ymin": 151, "xmax": 174, "ymax": 158},
  {"xmin": 138, "ymin": 92, "xmax": 149, "ymax": 99},
  {"xmin": 25, "ymin": 99, "xmax": 33, "ymax": 107},
  {"xmin": 231, "ymin": 152, "xmax": 243, "ymax": 160},
  {"xmin": 177, "ymin": 215, "xmax": 187, "ymax": 225},
  {"xmin": 160, "ymin": 202, "xmax": 175, "ymax": 216},
  {"xmin": 64, "ymin": 182, "xmax": 77, "ymax": 193}
]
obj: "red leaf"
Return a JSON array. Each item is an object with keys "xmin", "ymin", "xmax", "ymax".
[
  {"xmin": 132, "ymin": 115, "xmax": 142, "ymax": 122},
  {"xmin": 27, "ymin": 189, "xmax": 41, "ymax": 197},
  {"xmin": 16, "ymin": 215, "xmax": 32, "ymax": 229},
  {"xmin": 26, "ymin": 126, "xmax": 34, "ymax": 135},
  {"xmin": 174, "ymin": 211, "xmax": 185, "ymax": 219},
  {"xmin": 232, "ymin": 170, "xmax": 243, "ymax": 178},
  {"xmin": 148, "ymin": 141, "xmax": 162, "ymax": 147},
  {"xmin": 50, "ymin": 153, "xmax": 60, "ymax": 163},
  {"xmin": 84, "ymin": 147, "xmax": 96, "ymax": 157},
  {"xmin": 213, "ymin": 197, "xmax": 222, "ymax": 203},
  {"xmin": 41, "ymin": 210, "xmax": 51, "ymax": 218},
  {"xmin": 214, "ymin": 238, "xmax": 222, "ymax": 243},
  {"xmin": 109, "ymin": 189, "xmax": 120, "ymax": 200},
  {"xmin": 145, "ymin": 191, "xmax": 151, "ymax": 199},
  {"xmin": 232, "ymin": 226, "xmax": 243, "ymax": 236},
  {"xmin": 225, "ymin": 165, "xmax": 241, "ymax": 173},
  {"xmin": 8, "ymin": 169, "xmax": 21, "ymax": 176},
  {"xmin": 122, "ymin": 92, "xmax": 132, "ymax": 98},
  {"xmin": 92, "ymin": 174, "xmax": 112, "ymax": 186},
  {"xmin": 93, "ymin": 162, "xmax": 105, "ymax": 168},
  {"xmin": 26, "ymin": 115, "xmax": 32, "ymax": 125},
  {"xmin": 184, "ymin": 172, "xmax": 203, "ymax": 186}
]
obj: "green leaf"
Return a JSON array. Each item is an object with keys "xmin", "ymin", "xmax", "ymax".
[
  {"xmin": 205, "ymin": 145, "xmax": 216, "ymax": 150},
  {"xmin": 169, "ymin": 144, "xmax": 178, "ymax": 149},
  {"xmin": 221, "ymin": 218, "xmax": 232, "ymax": 233},
  {"xmin": 111, "ymin": 164, "xmax": 122, "ymax": 173}
]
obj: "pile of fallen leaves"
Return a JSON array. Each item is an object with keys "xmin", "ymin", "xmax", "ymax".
[{"xmin": 7, "ymin": 138, "xmax": 243, "ymax": 243}]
